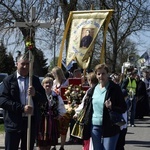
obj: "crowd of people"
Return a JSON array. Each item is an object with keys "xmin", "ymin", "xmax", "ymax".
[{"xmin": 0, "ymin": 52, "xmax": 150, "ymax": 150}]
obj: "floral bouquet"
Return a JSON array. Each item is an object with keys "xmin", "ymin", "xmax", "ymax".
[
  {"xmin": 63, "ymin": 84, "xmax": 86, "ymax": 118},
  {"xmin": 59, "ymin": 84, "xmax": 87, "ymax": 134},
  {"xmin": 64, "ymin": 84, "xmax": 86, "ymax": 105}
]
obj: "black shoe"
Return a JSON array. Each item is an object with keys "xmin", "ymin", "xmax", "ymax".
[
  {"xmin": 66, "ymin": 138, "xmax": 74, "ymax": 144},
  {"xmin": 59, "ymin": 147, "xmax": 64, "ymax": 150},
  {"xmin": 51, "ymin": 147, "xmax": 56, "ymax": 150},
  {"xmin": 73, "ymin": 138, "xmax": 83, "ymax": 145},
  {"xmin": 139, "ymin": 116, "xmax": 143, "ymax": 119}
]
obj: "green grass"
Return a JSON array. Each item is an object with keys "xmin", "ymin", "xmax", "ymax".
[{"xmin": 0, "ymin": 123, "xmax": 4, "ymax": 133}]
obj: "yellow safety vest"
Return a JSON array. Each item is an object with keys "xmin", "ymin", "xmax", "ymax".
[{"xmin": 127, "ymin": 78, "xmax": 137, "ymax": 95}]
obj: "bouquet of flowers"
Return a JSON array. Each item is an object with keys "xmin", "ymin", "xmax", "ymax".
[
  {"xmin": 64, "ymin": 84, "xmax": 86, "ymax": 105},
  {"xmin": 64, "ymin": 84, "xmax": 86, "ymax": 118}
]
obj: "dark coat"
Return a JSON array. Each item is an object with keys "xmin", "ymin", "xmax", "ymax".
[
  {"xmin": 83, "ymin": 80, "xmax": 127, "ymax": 139},
  {"xmin": 136, "ymin": 79, "xmax": 149, "ymax": 117},
  {"xmin": 80, "ymin": 35, "xmax": 93, "ymax": 48},
  {"xmin": 0, "ymin": 72, "xmax": 48, "ymax": 132}
]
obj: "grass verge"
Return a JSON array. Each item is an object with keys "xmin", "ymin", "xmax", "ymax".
[{"xmin": 0, "ymin": 123, "xmax": 4, "ymax": 133}]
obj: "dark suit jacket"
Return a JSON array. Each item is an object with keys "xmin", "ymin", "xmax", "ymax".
[
  {"xmin": 80, "ymin": 35, "xmax": 93, "ymax": 48},
  {"xmin": 0, "ymin": 72, "xmax": 47, "ymax": 132}
]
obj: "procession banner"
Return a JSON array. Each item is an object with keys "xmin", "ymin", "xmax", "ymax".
[
  {"xmin": 138, "ymin": 51, "xmax": 150, "ymax": 66},
  {"xmin": 57, "ymin": 10, "xmax": 114, "ymax": 69}
]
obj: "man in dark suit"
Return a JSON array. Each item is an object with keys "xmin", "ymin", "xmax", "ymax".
[
  {"xmin": 0, "ymin": 53, "xmax": 48, "ymax": 150},
  {"xmin": 80, "ymin": 30, "xmax": 93, "ymax": 48}
]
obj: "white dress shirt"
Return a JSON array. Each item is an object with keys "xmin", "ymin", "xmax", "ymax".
[{"xmin": 17, "ymin": 72, "xmax": 34, "ymax": 116}]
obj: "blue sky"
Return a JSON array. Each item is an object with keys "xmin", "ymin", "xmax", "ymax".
[{"xmin": 131, "ymin": 31, "xmax": 150, "ymax": 56}]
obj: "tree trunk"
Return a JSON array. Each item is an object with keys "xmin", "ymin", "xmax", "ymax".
[{"xmin": 59, "ymin": 0, "xmax": 78, "ymax": 53}]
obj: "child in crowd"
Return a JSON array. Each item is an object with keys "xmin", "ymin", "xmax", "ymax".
[{"xmin": 116, "ymin": 89, "xmax": 128, "ymax": 150}]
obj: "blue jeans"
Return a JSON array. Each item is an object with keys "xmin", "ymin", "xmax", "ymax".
[
  {"xmin": 91, "ymin": 125, "xmax": 119, "ymax": 150},
  {"xmin": 128, "ymin": 96, "xmax": 136, "ymax": 125}
]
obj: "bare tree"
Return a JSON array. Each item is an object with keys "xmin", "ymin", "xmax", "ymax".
[
  {"xmin": 77, "ymin": 0, "xmax": 150, "ymax": 72},
  {"xmin": 0, "ymin": 0, "xmax": 63, "ymax": 74},
  {"xmin": 0, "ymin": 1, "xmax": 63, "ymax": 56},
  {"xmin": 107, "ymin": 0, "xmax": 150, "ymax": 71},
  {"xmin": 59, "ymin": 0, "xmax": 78, "ymax": 26}
]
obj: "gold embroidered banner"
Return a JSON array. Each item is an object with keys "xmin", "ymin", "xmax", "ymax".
[{"xmin": 57, "ymin": 10, "xmax": 114, "ymax": 69}]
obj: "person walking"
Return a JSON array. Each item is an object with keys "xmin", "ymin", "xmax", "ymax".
[
  {"xmin": 36, "ymin": 77, "xmax": 66, "ymax": 150},
  {"xmin": 82, "ymin": 63, "xmax": 127, "ymax": 150},
  {"xmin": 135, "ymin": 74, "xmax": 149, "ymax": 119},
  {"xmin": 141, "ymin": 70, "xmax": 150, "ymax": 115},
  {"xmin": 116, "ymin": 89, "xmax": 128, "ymax": 150},
  {"xmin": 73, "ymin": 71, "xmax": 98, "ymax": 150},
  {"xmin": 121, "ymin": 70, "xmax": 137, "ymax": 127},
  {"xmin": 0, "ymin": 53, "xmax": 48, "ymax": 150},
  {"xmin": 51, "ymin": 66, "xmax": 69, "ymax": 150}
]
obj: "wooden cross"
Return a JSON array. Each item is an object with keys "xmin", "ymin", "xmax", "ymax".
[
  {"xmin": 14, "ymin": 7, "xmax": 51, "ymax": 150},
  {"xmin": 14, "ymin": 7, "xmax": 52, "ymax": 28}
]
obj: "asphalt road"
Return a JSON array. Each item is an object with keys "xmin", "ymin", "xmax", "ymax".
[{"xmin": 0, "ymin": 116, "xmax": 150, "ymax": 150}]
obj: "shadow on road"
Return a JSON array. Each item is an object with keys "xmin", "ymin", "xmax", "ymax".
[{"xmin": 126, "ymin": 140, "xmax": 150, "ymax": 148}]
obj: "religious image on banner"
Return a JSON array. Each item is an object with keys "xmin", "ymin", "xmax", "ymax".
[
  {"xmin": 80, "ymin": 28, "xmax": 94, "ymax": 49},
  {"xmin": 138, "ymin": 51, "xmax": 150, "ymax": 66},
  {"xmin": 67, "ymin": 18, "xmax": 104, "ymax": 69}
]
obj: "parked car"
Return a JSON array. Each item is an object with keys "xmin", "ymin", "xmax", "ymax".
[
  {"xmin": 39, "ymin": 77, "xmax": 44, "ymax": 83},
  {"xmin": 0, "ymin": 108, "xmax": 3, "ymax": 120},
  {"xmin": 0, "ymin": 73, "xmax": 8, "ymax": 120},
  {"xmin": 0, "ymin": 82, "xmax": 4, "ymax": 120},
  {"xmin": 0, "ymin": 73, "xmax": 8, "ymax": 83}
]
